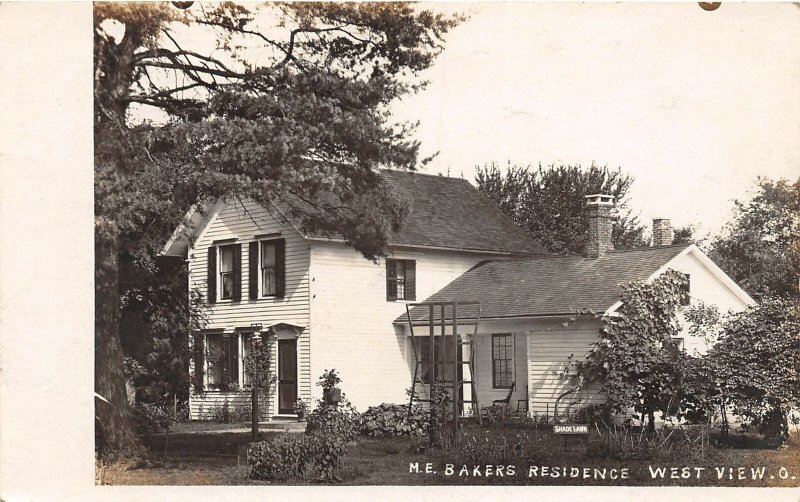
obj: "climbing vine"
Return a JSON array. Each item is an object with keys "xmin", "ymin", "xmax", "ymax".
[{"xmin": 577, "ymin": 269, "xmax": 690, "ymax": 429}]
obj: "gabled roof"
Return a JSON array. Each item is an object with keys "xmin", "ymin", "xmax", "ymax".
[
  {"xmin": 396, "ymin": 244, "xmax": 693, "ymax": 324},
  {"xmin": 162, "ymin": 169, "xmax": 544, "ymax": 256},
  {"xmin": 368, "ymin": 170, "xmax": 543, "ymax": 254}
]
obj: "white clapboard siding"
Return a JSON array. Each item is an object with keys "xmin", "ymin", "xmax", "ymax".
[
  {"xmin": 472, "ymin": 332, "xmax": 529, "ymax": 409},
  {"xmin": 309, "ymin": 243, "xmax": 497, "ymax": 411},
  {"xmin": 526, "ymin": 319, "xmax": 605, "ymax": 416},
  {"xmin": 188, "ymin": 198, "xmax": 311, "ymax": 418},
  {"xmin": 666, "ymin": 250, "xmax": 751, "ymax": 355}
]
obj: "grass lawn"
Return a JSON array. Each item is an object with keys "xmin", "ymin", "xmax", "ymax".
[{"xmin": 101, "ymin": 422, "xmax": 800, "ymax": 487}]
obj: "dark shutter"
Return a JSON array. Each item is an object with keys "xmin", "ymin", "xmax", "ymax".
[
  {"xmin": 225, "ymin": 335, "xmax": 239, "ymax": 386},
  {"xmin": 193, "ymin": 333, "xmax": 205, "ymax": 392},
  {"xmin": 386, "ymin": 259, "xmax": 397, "ymax": 301},
  {"xmin": 207, "ymin": 247, "xmax": 217, "ymax": 304},
  {"xmin": 405, "ymin": 260, "xmax": 416, "ymax": 301},
  {"xmin": 248, "ymin": 241, "xmax": 259, "ymax": 300},
  {"xmin": 275, "ymin": 239, "xmax": 286, "ymax": 298},
  {"xmin": 232, "ymin": 243, "xmax": 242, "ymax": 302}
]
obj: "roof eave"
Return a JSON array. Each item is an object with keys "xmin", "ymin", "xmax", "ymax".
[
  {"xmin": 305, "ymin": 235, "xmax": 541, "ymax": 257},
  {"xmin": 393, "ymin": 311, "xmax": 602, "ymax": 326}
]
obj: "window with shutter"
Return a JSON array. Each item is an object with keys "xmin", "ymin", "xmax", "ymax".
[
  {"xmin": 248, "ymin": 238, "xmax": 285, "ymax": 298},
  {"xmin": 261, "ymin": 241, "xmax": 277, "ymax": 296},
  {"xmin": 218, "ymin": 245, "xmax": 235, "ymax": 300},
  {"xmin": 386, "ymin": 258, "xmax": 416, "ymax": 301},
  {"xmin": 213, "ymin": 243, "xmax": 241, "ymax": 302}
]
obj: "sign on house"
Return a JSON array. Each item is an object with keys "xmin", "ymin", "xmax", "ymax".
[{"xmin": 553, "ymin": 424, "xmax": 589, "ymax": 434}]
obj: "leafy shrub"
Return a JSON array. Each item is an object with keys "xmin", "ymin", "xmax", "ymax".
[
  {"xmin": 360, "ymin": 403, "xmax": 428, "ymax": 437},
  {"xmin": 248, "ymin": 433, "xmax": 309, "ymax": 480},
  {"xmin": 248, "ymin": 432, "xmax": 348, "ymax": 481},
  {"xmin": 249, "ymin": 369, "xmax": 359, "ymax": 482},
  {"xmin": 305, "ymin": 396, "xmax": 361, "ymax": 443},
  {"xmin": 131, "ymin": 402, "xmax": 173, "ymax": 435}
]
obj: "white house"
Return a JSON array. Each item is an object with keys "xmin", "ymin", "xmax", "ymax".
[
  {"xmin": 163, "ymin": 172, "xmax": 754, "ymax": 420},
  {"xmin": 162, "ymin": 170, "xmax": 542, "ymax": 418}
]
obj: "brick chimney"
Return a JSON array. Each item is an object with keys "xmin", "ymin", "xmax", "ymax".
[
  {"xmin": 652, "ymin": 218, "xmax": 673, "ymax": 246},
  {"xmin": 585, "ymin": 194, "xmax": 615, "ymax": 258}
]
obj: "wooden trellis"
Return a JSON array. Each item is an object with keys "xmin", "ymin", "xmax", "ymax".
[{"xmin": 405, "ymin": 301, "xmax": 483, "ymax": 427}]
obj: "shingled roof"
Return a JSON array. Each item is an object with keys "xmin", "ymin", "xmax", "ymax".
[
  {"xmin": 396, "ymin": 244, "xmax": 690, "ymax": 324},
  {"xmin": 367, "ymin": 170, "xmax": 543, "ymax": 254},
  {"xmin": 163, "ymin": 169, "xmax": 543, "ymax": 257}
]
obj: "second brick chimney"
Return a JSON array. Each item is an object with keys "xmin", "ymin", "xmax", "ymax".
[
  {"xmin": 652, "ymin": 218, "xmax": 674, "ymax": 246},
  {"xmin": 585, "ymin": 194, "xmax": 615, "ymax": 258}
]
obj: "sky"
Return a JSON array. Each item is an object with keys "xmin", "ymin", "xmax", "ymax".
[
  {"xmin": 0, "ymin": 4, "xmax": 797, "ymax": 499},
  {"xmin": 390, "ymin": 2, "xmax": 800, "ymax": 238}
]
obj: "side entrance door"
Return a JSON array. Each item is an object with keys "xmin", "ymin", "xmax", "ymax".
[{"xmin": 277, "ymin": 338, "xmax": 298, "ymax": 414}]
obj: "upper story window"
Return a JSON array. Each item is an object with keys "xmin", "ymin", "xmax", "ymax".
[
  {"xmin": 248, "ymin": 238, "xmax": 286, "ymax": 300},
  {"xmin": 219, "ymin": 245, "xmax": 235, "ymax": 300},
  {"xmin": 261, "ymin": 241, "xmax": 277, "ymax": 296},
  {"xmin": 386, "ymin": 258, "xmax": 416, "ymax": 301},
  {"xmin": 207, "ymin": 242, "xmax": 241, "ymax": 304}
]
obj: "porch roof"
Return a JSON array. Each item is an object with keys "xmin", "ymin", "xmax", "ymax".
[{"xmin": 394, "ymin": 244, "xmax": 689, "ymax": 325}]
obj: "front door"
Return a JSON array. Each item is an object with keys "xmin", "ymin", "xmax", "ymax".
[{"xmin": 278, "ymin": 339, "xmax": 298, "ymax": 414}]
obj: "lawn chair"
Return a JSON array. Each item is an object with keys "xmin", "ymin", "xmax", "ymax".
[{"xmin": 492, "ymin": 380, "xmax": 516, "ymax": 406}]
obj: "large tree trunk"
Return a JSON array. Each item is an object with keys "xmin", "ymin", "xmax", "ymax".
[{"xmin": 95, "ymin": 219, "xmax": 145, "ymax": 462}]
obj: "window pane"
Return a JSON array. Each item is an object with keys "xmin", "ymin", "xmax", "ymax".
[
  {"xmin": 219, "ymin": 245, "xmax": 234, "ymax": 300},
  {"xmin": 261, "ymin": 242, "xmax": 276, "ymax": 267},
  {"xmin": 206, "ymin": 334, "xmax": 223, "ymax": 387},
  {"xmin": 206, "ymin": 334, "xmax": 240, "ymax": 389},
  {"xmin": 262, "ymin": 268, "xmax": 276, "ymax": 296},
  {"xmin": 396, "ymin": 260, "xmax": 406, "ymax": 300},
  {"xmin": 220, "ymin": 246, "xmax": 234, "ymax": 272},
  {"xmin": 492, "ymin": 334, "xmax": 513, "ymax": 389},
  {"xmin": 261, "ymin": 242, "xmax": 276, "ymax": 295},
  {"xmin": 221, "ymin": 273, "xmax": 233, "ymax": 299},
  {"xmin": 225, "ymin": 335, "xmax": 239, "ymax": 386}
]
